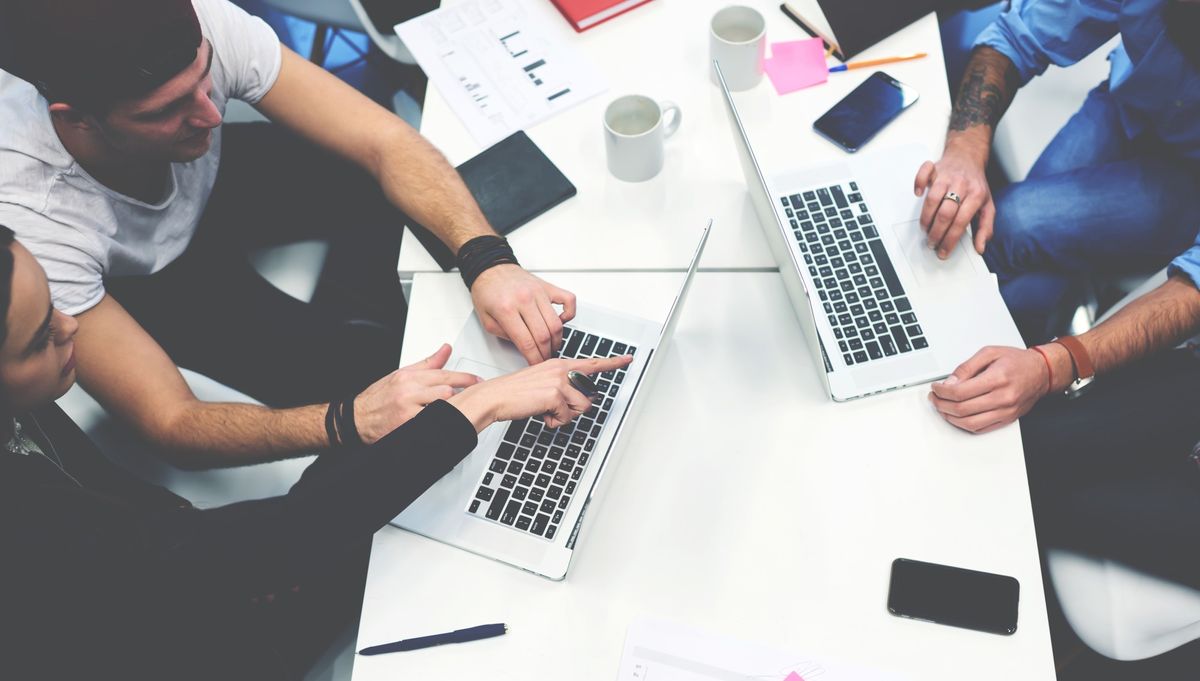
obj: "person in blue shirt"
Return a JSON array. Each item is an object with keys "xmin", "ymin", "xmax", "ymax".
[
  {"xmin": 921, "ymin": 0, "xmax": 1200, "ymax": 661},
  {"xmin": 917, "ymin": 0, "xmax": 1200, "ymax": 342}
]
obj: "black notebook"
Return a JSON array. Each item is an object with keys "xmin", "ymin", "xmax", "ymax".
[
  {"xmin": 781, "ymin": 0, "xmax": 937, "ymax": 61},
  {"xmin": 408, "ymin": 131, "xmax": 577, "ymax": 271}
]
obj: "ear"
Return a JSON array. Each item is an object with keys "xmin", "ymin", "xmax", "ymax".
[{"xmin": 48, "ymin": 102, "xmax": 99, "ymax": 131}]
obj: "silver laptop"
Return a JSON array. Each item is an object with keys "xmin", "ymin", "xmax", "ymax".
[
  {"xmin": 393, "ymin": 222, "xmax": 711, "ymax": 580},
  {"xmin": 716, "ymin": 62, "xmax": 1013, "ymax": 401}
]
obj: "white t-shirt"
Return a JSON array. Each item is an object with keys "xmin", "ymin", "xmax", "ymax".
[{"xmin": 0, "ymin": 0, "xmax": 282, "ymax": 315}]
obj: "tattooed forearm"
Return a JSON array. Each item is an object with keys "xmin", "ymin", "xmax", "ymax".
[{"xmin": 949, "ymin": 46, "xmax": 1021, "ymax": 132}]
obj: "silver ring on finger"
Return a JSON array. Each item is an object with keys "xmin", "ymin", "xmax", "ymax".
[{"xmin": 943, "ymin": 191, "xmax": 962, "ymax": 205}]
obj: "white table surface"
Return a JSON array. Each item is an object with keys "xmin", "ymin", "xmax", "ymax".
[
  {"xmin": 352, "ymin": 271, "xmax": 1055, "ymax": 681},
  {"xmin": 397, "ymin": 0, "xmax": 952, "ymax": 275}
]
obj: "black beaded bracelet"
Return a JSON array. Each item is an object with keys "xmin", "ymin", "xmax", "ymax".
[{"xmin": 456, "ymin": 235, "xmax": 520, "ymax": 290}]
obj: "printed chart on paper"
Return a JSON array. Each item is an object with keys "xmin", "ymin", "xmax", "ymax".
[{"xmin": 397, "ymin": 0, "xmax": 607, "ymax": 146}]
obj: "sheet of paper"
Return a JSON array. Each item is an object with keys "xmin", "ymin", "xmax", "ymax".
[
  {"xmin": 765, "ymin": 38, "xmax": 829, "ymax": 95},
  {"xmin": 616, "ymin": 618, "xmax": 907, "ymax": 681},
  {"xmin": 396, "ymin": 0, "xmax": 607, "ymax": 147}
]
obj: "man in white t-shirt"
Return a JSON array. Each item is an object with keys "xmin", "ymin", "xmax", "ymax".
[{"xmin": 0, "ymin": 0, "xmax": 580, "ymax": 466}]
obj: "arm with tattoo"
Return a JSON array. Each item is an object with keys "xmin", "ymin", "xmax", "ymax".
[{"xmin": 946, "ymin": 46, "xmax": 1022, "ymax": 163}]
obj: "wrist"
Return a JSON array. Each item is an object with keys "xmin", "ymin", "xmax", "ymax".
[
  {"xmin": 945, "ymin": 131, "xmax": 990, "ymax": 166},
  {"xmin": 1039, "ymin": 342, "xmax": 1075, "ymax": 394},
  {"xmin": 352, "ymin": 394, "xmax": 384, "ymax": 445},
  {"xmin": 446, "ymin": 385, "xmax": 496, "ymax": 433}
]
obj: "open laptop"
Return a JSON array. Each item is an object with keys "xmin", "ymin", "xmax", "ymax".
[
  {"xmin": 393, "ymin": 222, "xmax": 711, "ymax": 580},
  {"xmin": 715, "ymin": 62, "xmax": 1013, "ymax": 401}
]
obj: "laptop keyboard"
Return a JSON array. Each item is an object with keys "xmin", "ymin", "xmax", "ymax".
[
  {"xmin": 780, "ymin": 181, "xmax": 930, "ymax": 366},
  {"xmin": 466, "ymin": 326, "xmax": 634, "ymax": 541}
]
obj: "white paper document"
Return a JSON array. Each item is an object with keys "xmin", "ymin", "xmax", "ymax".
[
  {"xmin": 396, "ymin": 0, "xmax": 607, "ymax": 147},
  {"xmin": 617, "ymin": 619, "xmax": 907, "ymax": 681}
]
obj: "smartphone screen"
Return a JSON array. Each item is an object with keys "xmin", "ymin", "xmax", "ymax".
[
  {"xmin": 887, "ymin": 558, "xmax": 1020, "ymax": 635},
  {"xmin": 813, "ymin": 72, "xmax": 919, "ymax": 152}
]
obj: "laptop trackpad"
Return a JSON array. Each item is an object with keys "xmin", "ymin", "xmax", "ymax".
[
  {"xmin": 453, "ymin": 357, "xmax": 506, "ymax": 380},
  {"xmin": 893, "ymin": 219, "xmax": 984, "ymax": 288}
]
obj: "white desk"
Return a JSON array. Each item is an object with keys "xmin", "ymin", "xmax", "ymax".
[
  {"xmin": 352, "ymin": 272, "xmax": 1056, "ymax": 681},
  {"xmin": 397, "ymin": 1, "xmax": 952, "ymax": 275}
]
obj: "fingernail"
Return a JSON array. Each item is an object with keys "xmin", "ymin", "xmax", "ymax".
[{"xmin": 944, "ymin": 375, "xmax": 959, "ymax": 385}]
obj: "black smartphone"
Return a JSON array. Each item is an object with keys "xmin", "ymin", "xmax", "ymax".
[
  {"xmin": 813, "ymin": 71, "xmax": 919, "ymax": 153},
  {"xmin": 887, "ymin": 558, "xmax": 1020, "ymax": 635}
]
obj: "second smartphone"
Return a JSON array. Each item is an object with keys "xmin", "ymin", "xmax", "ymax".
[{"xmin": 813, "ymin": 71, "xmax": 920, "ymax": 153}]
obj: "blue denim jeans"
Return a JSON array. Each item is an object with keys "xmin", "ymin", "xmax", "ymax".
[{"xmin": 983, "ymin": 84, "xmax": 1200, "ymax": 342}]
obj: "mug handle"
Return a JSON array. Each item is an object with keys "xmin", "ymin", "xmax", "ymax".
[{"xmin": 660, "ymin": 101, "xmax": 682, "ymax": 139}]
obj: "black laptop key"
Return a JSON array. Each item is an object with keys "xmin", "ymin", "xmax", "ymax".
[
  {"xmin": 504, "ymin": 420, "xmax": 524, "ymax": 443},
  {"xmin": 501, "ymin": 474, "xmax": 517, "ymax": 489},
  {"xmin": 838, "ymin": 313, "xmax": 853, "ymax": 326},
  {"xmin": 529, "ymin": 487, "xmax": 544, "ymax": 502},
  {"xmin": 867, "ymin": 240, "xmax": 904, "ymax": 297},
  {"xmin": 540, "ymin": 498, "xmax": 557, "ymax": 515},
  {"xmin": 860, "ymin": 213, "xmax": 873, "ymax": 224},
  {"xmin": 913, "ymin": 336, "xmax": 929, "ymax": 349},
  {"xmin": 844, "ymin": 353, "xmax": 854, "ymax": 365},
  {"xmin": 825, "ymin": 208, "xmax": 838, "ymax": 219},
  {"xmin": 873, "ymin": 322, "xmax": 889, "ymax": 335},
  {"xmin": 519, "ymin": 471, "xmax": 535, "ymax": 486},
  {"xmin": 469, "ymin": 499, "xmax": 481, "ymax": 514},
  {"xmin": 572, "ymin": 465, "xmax": 584, "ymax": 481},
  {"xmin": 489, "ymin": 459, "xmax": 507, "ymax": 474},
  {"xmin": 853, "ymin": 274, "xmax": 867, "ymax": 287},
  {"xmin": 541, "ymin": 459, "xmax": 557, "ymax": 474},
  {"xmin": 553, "ymin": 470, "xmax": 569, "ymax": 486},
  {"xmin": 901, "ymin": 313, "xmax": 917, "ymax": 325},
  {"xmin": 807, "ymin": 201, "xmax": 821, "ymax": 213},
  {"xmin": 563, "ymin": 330, "xmax": 584, "ymax": 358},
  {"xmin": 863, "ymin": 224, "xmax": 879, "ymax": 239},
  {"xmin": 565, "ymin": 481, "xmax": 577, "ymax": 495},
  {"xmin": 834, "ymin": 302, "xmax": 848, "ymax": 313},
  {"xmin": 485, "ymin": 488, "xmax": 509, "ymax": 521},
  {"xmin": 855, "ymin": 242, "xmax": 869, "ymax": 254},
  {"xmin": 880, "ymin": 334, "xmax": 897, "ymax": 356},
  {"xmin": 554, "ymin": 432, "xmax": 569, "ymax": 447},
  {"xmin": 547, "ymin": 485, "xmax": 563, "ymax": 500},
  {"xmin": 895, "ymin": 297, "xmax": 912, "ymax": 312},
  {"xmin": 861, "ymin": 329, "xmax": 875, "ymax": 341},
  {"xmin": 581, "ymin": 334, "xmax": 598, "ymax": 356},
  {"xmin": 854, "ymin": 351, "xmax": 869, "ymax": 363},
  {"xmin": 855, "ymin": 317, "xmax": 869, "ymax": 329},
  {"xmin": 516, "ymin": 515, "xmax": 532, "ymax": 531},
  {"xmin": 791, "ymin": 193, "xmax": 805, "ymax": 206},
  {"xmin": 531, "ymin": 513, "xmax": 549, "ymax": 536},
  {"xmin": 786, "ymin": 208, "xmax": 793, "ymax": 218},
  {"xmin": 892, "ymin": 326, "xmax": 913, "ymax": 353},
  {"xmin": 496, "ymin": 443, "xmax": 515, "ymax": 460},
  {"xmin": 907, "ymin": 324, "xmax": 923, "ymax": 339},
  {"xmin": 867, "ymin": 341, "xmax": 883, "ymax": 360},
  {"xmin": 512, "ymin": 486, "xmax": 529, "ymax": 501},
  {"xmin": 850, "ymin": 304, "xmax": 864, "ymax": 316},
  {"xmin": 868, "ymin": 310, "xmax": 883, "ymax": 322},
  {"xmin": 520, "ymin": 433, "xmax": 536, "ymax": 448},
  {"xmin": 885, "ymin": 312, "xmax": 900, "ymax": 325},
  {"xmin": 839, "ymin": 341, "xmax": 849, "ymax": 352},
  {"xmin": 475, "ymin": 486, "xmax": 494, "ymax": 502},
  {"xmin": 831, "ymin": 184, "xmax": 848, "ymax": 208},
  {"xmin": 817, "ymin": 187, "xmax": 833, "ymax": 206},
  {"xmin": 524, "ymin": 460, "xmax": 540, "ymax": 474},
  {"xmin": 545, "ymin": 525, "xmax": 557, "ymax": 540},
  {"xmin": 849, "ymin": 338, "xmax": 864, "ymax": 351},
  {"xmin": 537, "ymin": 430, "xmax": 553, "ymax": 446},
  {"xmin": 597, "ymin": 338, "xmax": 613, "ymax": 356},
  {"xmin": 880, "ymin": 300, "xmax": 895, "ymax": 312},
  {"xmin": 501, "ymin": 501, "xmax": 520, "ymax": 525}
]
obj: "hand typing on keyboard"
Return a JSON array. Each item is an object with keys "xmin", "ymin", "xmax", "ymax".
[
  {"xmin": 470, "ymin": 265, "xmax": 578, "ymax": 365},
  {"xmin": 448, "ymin": 355, "xmax": 633, "ymax": 432}
]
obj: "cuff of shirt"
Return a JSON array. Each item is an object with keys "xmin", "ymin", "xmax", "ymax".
[
  {"xmin": 1169, "ymin": 245, "xmax": 1200, "ymax": 289},
  {"xmin": 973, "ymin": 12, "xmax": 1049, "ymax": 85}
]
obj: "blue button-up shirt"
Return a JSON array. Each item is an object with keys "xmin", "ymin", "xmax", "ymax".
[{"xmin": 975, "ymin": 0, "xmax": 1200, "ymax": 285}]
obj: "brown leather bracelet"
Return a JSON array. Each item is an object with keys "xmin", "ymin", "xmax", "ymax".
[{"xmin": 1051, "ymin": 335, "xmax": 1096, "ymax": 398}]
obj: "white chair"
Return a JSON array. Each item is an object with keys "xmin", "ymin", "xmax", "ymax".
[
  {"xmin": 1035, "ymin": 270, "xmax": 1200, "ymax": 661},
  {"xmin": 993, "ymin": 40, "xmax": 1200, "ymax": 662}
]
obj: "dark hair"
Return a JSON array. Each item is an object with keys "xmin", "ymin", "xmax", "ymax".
[
  {"xmin": 0, "ymin": 224, "xmax": 16, "ymax": 438},
  {"xmin": 0, "ymin": 224, "xmax": 15, "ymax": 349}
]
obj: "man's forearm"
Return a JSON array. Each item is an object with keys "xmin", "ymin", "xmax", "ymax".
[
  {"xmin": 1076, "ymin": 275, "xmax": 1200, "ymax": 377},
  {"xmin": 946, "ymin": 46, "xmax": 1022, "ymax": 163},
  {"xmin": 148, "ymin": 400, "xmax": 329, "ymax": 470},
  {"xmin": 371, "ymin": 123, "xmax": 493, "ymax": 255}
]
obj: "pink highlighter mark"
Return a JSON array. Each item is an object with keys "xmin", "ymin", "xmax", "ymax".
[
  {"xmin": 764, "ymin": 38, "xmax": 829, "ymax": 95},
  {"xmin": 784, "ymin": 673, "xmax": 806, "ymax": 681}
]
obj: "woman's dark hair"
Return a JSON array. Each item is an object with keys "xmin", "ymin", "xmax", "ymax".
[
  {"xmin": 0, "ymin": 224, "xmax": 15, "ymax": 348},
  {"xmin": 0, "ymin": 224, "xmax": 16, "ymax": 438}
]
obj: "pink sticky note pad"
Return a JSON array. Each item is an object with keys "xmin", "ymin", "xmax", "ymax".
[
  {"xmin": 784, "ymin": 673, "xmax": 806, "ymax": 681},
  {"xmin": 765, "ymin": 37, "xmax": 828, "ymax": 95}
]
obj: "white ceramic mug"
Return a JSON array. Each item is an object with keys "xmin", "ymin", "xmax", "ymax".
[
  {"xmin": 709, "ymin": 5, "xmax": 766, "ymax": 91},
  {"xmin": 603, "ymin": 95, "xmax": 682, "ymax": 183}
]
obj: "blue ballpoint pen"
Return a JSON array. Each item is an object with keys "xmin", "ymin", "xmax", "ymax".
[{"xmin": 357, "ymin": 623, "xmax": 508, "ymax": 656}]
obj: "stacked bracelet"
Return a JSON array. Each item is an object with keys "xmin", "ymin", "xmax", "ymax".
[
  {"xmin": 325, "ymin": 395, "xmax": 364, "ymax": 448},
  {"xmin": 456, "ymin": 235, "xmax": 520, "ymax": 290}
]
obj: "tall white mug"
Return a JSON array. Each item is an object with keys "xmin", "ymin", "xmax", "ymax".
[
  {"xmin": 709, "ymin": 5, "xmax": 766, "ymax": 91},
  {"xmin": 604, "ymin": 95, "xmax": 682, "ymax": 183}
]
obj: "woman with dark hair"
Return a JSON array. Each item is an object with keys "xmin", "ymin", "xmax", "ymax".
[{"xmin": 0, "ymin": 226, "xmax": 630, "ymax": 680}]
